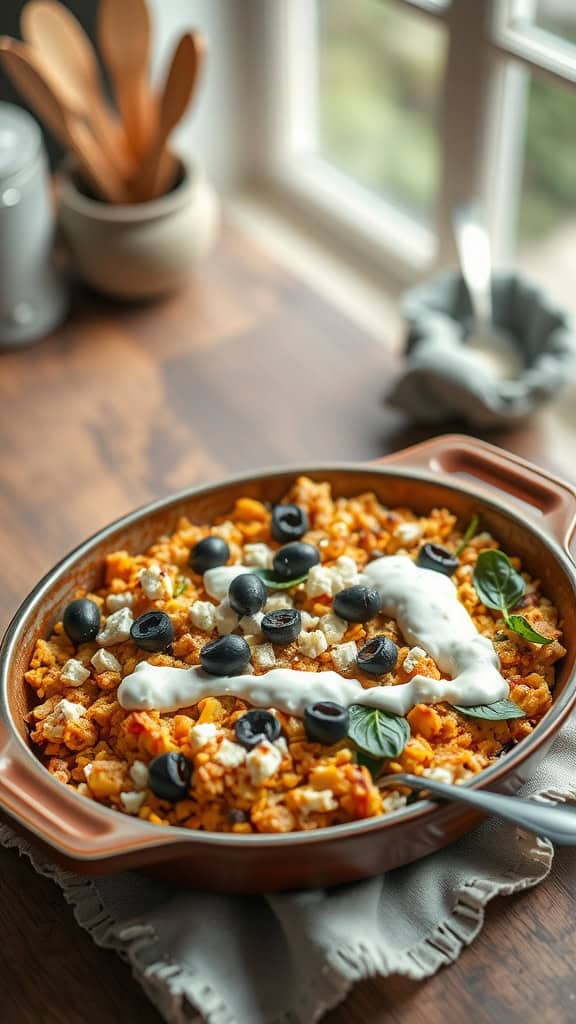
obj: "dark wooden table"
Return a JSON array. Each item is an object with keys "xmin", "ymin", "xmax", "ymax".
[{"xmin": 0, "ymin": 226, "xmax": 574, "ymax": 1024}]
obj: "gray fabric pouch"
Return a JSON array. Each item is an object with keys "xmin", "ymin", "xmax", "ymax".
[{"xmin": 389, "ymin": 271, "xmax": 576, "ymax": 427}]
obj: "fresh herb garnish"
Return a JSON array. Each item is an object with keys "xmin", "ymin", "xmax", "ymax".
[
  {"xmin": 355, "ymin": 750, "xmax": 385, "ymax": 779},
  {"xmin": 253, "ymin": 569, "xmax": 309, "ymax": 590},
  {"xmin": 453, "ymin": 698, "xmax": 526, "ymax": 721},
  {"xmin": 473, "ymin": 550, "xmax": 552, "ymax": 645},
  {"xmin": 174, "ymin": 577, "xmax": 188, "ymax": 597},
  {"xmin": 455, "ymin": 514, "xmax": 480, "ymax": 556},
  {"xmin": 505, "ymin": 615, "xmax": 551, "ymax": 644},
  {"xmin": 348, "ymin": 705, "xmax": 410, "ymax": 759}
]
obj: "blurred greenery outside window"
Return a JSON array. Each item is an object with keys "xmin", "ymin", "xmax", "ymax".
[{"xmin": 300, "ymin": 0, "xmax": 576, "ymax": 301}]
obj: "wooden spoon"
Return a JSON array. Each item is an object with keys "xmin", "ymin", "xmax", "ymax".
[
  {"xmin": 97, "ymin": 0, "xmax": 154, "ymax": 160},
  {"xmin": 0, "ymin": 37, "xmax": 129, "ymax": 204},
  {"xmin": 20, "ymin": 1, "xmax": 132, "ymax": 180},
  {"xmin": 132, "ymin": 31, "xmax": 206, "ymax": 202}
]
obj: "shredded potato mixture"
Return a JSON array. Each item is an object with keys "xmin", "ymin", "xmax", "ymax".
[{"xmin": 24, "ymin": 477, "xmax": 565, "ymax": 833}]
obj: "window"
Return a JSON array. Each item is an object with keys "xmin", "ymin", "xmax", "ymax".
[{"xmin": 253, "ymin": 0, "xmax": 576, "ymax": 300}]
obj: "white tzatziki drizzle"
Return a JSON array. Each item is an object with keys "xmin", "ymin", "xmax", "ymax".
[
  {"xmin": 117, "ymin": 557, "xmax": 506, "ymax": 716},
  {"xmin": 118, "ymin": 555, "xmax": 508, "ymax": 716}
]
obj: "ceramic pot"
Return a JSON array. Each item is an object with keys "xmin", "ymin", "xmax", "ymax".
[
  {"xmin": 58, "ymin": 156, "xmax": 220, "ymax": 300},
  {"xmin": 1, "ymin": 436, "xmax": 575, "ymax": 891}
]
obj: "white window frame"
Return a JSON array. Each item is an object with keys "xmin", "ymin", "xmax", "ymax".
[{"xmin": 241, "ymin": 0, "xmax": 576, "ymax": 286}]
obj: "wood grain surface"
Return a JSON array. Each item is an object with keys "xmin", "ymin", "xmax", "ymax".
[{"xmin": 0, "ymin": 226, "xmax": 574, "ymax": 1024}]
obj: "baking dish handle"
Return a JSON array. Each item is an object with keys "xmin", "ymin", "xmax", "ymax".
[
  {"xmin": 0, "ymin": 732, "xmax": 177, "ymax": 860},
  {"xmin": 376, "ymin": 434, "xmax": 576, "ymax": 558}
]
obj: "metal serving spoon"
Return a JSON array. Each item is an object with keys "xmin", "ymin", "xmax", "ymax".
[
  {"xmin": 452, "ymin": 203, "xmax": 523, "ymax": 381},
  {"xmin": 379, "ymin": 773, "xmax": 576, "ymax": 845}
]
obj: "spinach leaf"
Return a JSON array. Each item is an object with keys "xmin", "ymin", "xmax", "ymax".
[
  {"xmin": 473, "ymin": 549, "xmax": 525, "ymax": 613},
  {"xmin": 252, "ymin": 569, "xmax": 308, "ymax": 590},
  {"xmin": 506, "ymin": 615, "xmax": 553, "ymax": 645},
  {"xmin": 452, "ymin": 698, "xmax": 526, "ymax": 720},
  {"xmin": 355, "ymin": 750, "xmax": 385, "ymax": 779},
  {"xmin": 348, "ymin": 705, "xmax": 410, "ymax": 759},
  {"xmin": 174, "ymin": 577, "xmax": 188, "ymax": 597}
]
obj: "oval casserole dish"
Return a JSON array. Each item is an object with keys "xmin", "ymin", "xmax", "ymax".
[{"xmin": 1, "ymin": 434, "xmax": 575, "ymax": 892}]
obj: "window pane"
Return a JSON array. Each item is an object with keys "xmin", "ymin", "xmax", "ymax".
[
  {"xmin": 516, "ymin": 72, "xmax": 576, "ymax": 311},
  {"xmin": 316, "ymin": 0, "xmax": 447, "ymax": 225},
  {"xmin": 533, "ymin": 1, "xmax": 576, "ymax": 43}
]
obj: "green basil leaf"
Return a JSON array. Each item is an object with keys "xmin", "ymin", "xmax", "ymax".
[
  {"xmin": 252, "ymin": 569, "xmax": 309, "ymax": 590},
  {"xmin": 348, "ymin": 705, "xmax": 410, "ymax": 759},
  {"xmin": 454, "ymin": 514, "xmax": 480, "ymax": 556},
  {"xmin": 473, "ymin": 549, "xmax": 525, "ymax": 614},
  {"xmin": 355, "ymin": 750, "xmax": 385, "ymax": 779},
  {"xmin": 174, "ymin": 577, "xmax": 188, "ymax": 597},
  {"xmin": 506, "ymin": 615, "xmax": 553, "ymax": 645},
  {"xmin": 453, "ymin": 698, "xmax": 526, "ymax": 720}
]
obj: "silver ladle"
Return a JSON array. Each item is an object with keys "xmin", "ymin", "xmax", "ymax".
[
  {"xmin": 452, "ymin": 203, "xmax": 524, "ymax": 382},
  {"xmin": 379, "ymin": 773, "xmax": 576, "ymax": 845}
]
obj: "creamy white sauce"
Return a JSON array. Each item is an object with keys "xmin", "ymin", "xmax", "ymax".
[
  {"xmin": 118, "ymin": 555, "xmax": 508, "ymax": 717},
  {"xmin": 203, "ymin": 565, "xmax": 252, "ymax": 601}
]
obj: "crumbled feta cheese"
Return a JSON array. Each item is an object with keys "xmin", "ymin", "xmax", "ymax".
[
  {"xmin": 120, "ymin": 791, "xmax": 146, "ymax": 815},
  {"xmin": 91, "ymin": 649, "xmax": 121, "ymax": 674},
  {"xmin": 300, "ymin": 610, "xmax": 320, "ymax": 632},
  {"xmin": 264, "ymin": 593, "xmax": 294, "ymax": 612},
  {"xmin": 403, "ymin": 646, "xmax": 427, "ymax": 673},
  {"xmin": 331, "ymin": 641, "xmax": 358, "ymax": 673},
  {"xmin": 212, "ymin": 520, "xmax": 237, "ymax": 542},
  {"xmin": 214, "ymin": 601, "xmax": 239, "ymax": 636},
  {"xmin": 381, "ymin": 791, "xmax": 408, "ymax": 813},
  {"xmin": 422, "ymin": 766, "xmax": 454, "ymax": 785},
  {"xmin": 243, "ymin": 543, "xmax": 274, "ymax": 569},
  {"xmin": 274, "ymin": 736, "xmax": 288, "ymax": 756},
  {"xmin": 299, "ymin": 788, "xmax": 338, "ymax": 814},
  {"xmin": 83, "ymin": 764, "xmax": 93, "ymax": 781},
  {"xmin": 238, "ymin": 612, "xmax": 264, "ymax": 635},
  {"xmin": 394, "ymin": 522, "xmax": 422, "ymax": 545},
  {"xmin": 251, "ymin": 643, "xmax": 276, "ymax": 669},
  {"xmin": 56, "ymin": 698, "xmax": 86, "ymax": 723},
  {"xmin": 189, "ymin": 600, "xmax": 216, "ymax": 632},
  {"xmin": 298, "ymin": 630, "xmax": 328, "ymax": 659},
  {"xmin": 319, "ymin": 613, "xmax": 347, "ymax": 644},
  {"xmin": 189, "ymin": 722, "xmax": 218, "ymax": 752},
  {"xmin": 60, "ymin": 659, "xmax": 90, "ymax": 687},
  {"xmin": 215, "ymin": 739, "xmax": 246, "ymax": 768},
  {"xmin": 105, "ymin": 592, "xmax": 134, "ymax": 612},
  {"xmin": 334, "ymin": 555, "xmax": 359, "ymax": 584},
  {"xmin": 129, "ymin": 760, "xmax": 149, "ymax": 790},
  {"xmin": 246, "ymin": 739, "xmax": 282, "ymax": 785},
  {"xmin": 97, "ymin": 607, "xmax": 134, "ymax": 646},
  {"xmin": 305, "ymin": 565, "xmax": 337, "ymax": 598},
  {"xmin": 139, "ymin": 564, "xmax": 173, "ymax": 600},
  {"xmin": 305, "ymin": 558, "xmax": 359, "ymax": 599},
  {"xmin": 44, "ymin": 698, "xmax": 86, "ymax": 736}
]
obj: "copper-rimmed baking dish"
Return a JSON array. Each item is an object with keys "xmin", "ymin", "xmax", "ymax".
[{"xmin": 1, "ymin": 435, "xmax": 575, "ymax": 892}]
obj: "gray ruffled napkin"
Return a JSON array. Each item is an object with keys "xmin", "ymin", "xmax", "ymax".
[
  {"xmin": 1, "ymin": 715, "xmax": 575, "ymax": 1024},
  {"xmin": 389, "ymin": 271, "xmax": 576, "ymax": 427}
]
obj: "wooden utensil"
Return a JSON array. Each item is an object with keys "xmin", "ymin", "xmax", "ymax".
[
  {"xmin": 0, "ymin": 38, "xmax": 129, "ymax": 204},
  {"xmin": 97, "ymin": 0, "xmax": 154, "ymax": 161},
  {"xmin": 20, "ymin": 0, "xmax": 133, "ymax": 180},
  {"xmin": 132, "ymin": 31, "xmax": 205, "ymax": 202}
]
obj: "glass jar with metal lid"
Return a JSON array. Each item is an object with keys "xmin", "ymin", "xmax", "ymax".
[{"xmin": 0, "ymin": 101, "xmax": 68, "ymax": 348}]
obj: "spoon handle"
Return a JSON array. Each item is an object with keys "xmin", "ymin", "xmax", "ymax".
[
  {"xmin": 380, "ymin": 774, "xmax": 576, "ymax": 845},
  {"xmin": 452, "ymin": 203, "xmax": 493, "ymax": 330}
]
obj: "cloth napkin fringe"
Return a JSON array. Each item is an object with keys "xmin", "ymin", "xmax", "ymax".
[{"xmin": 1, "ymin": 775, "xmax": 573, "ymax": 1024}]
